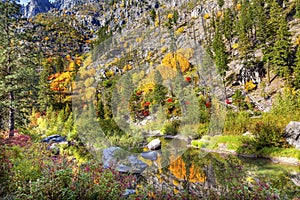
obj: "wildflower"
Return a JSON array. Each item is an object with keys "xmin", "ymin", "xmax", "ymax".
[
  {"xmin": 205, "ymin": 101, "xmax": 211, "ymax": 108},
  {"xmin": 142, "ymin": 110, "xmax": 149, "ymax": 116},
  {"xmin": 143, "ymin": 101, "xmax": 151, "ymax": 107},
  {"xmin": 185, "ymin": 77, "xmax": 191, "ymax": 82},
  {"xmin": 226, "ymin": 99, "xmax": 231, "ymax": 104},
  {"xmin": 167, "ymin": 98, "xmax": 173, "ymax": 103}
]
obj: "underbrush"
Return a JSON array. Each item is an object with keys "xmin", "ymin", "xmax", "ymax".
[{"xmin": 0, "ymin": 135, "xmax": 135, "ymax": 200}]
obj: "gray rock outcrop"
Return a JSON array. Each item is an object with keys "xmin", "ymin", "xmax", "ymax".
[
  {"xmin": 284, "ymin": 121, "xmax": 300, "ymax": 149},
  {"xmin": 23, "ymin": 0, "xmax": 54, "ymax": 18},
  {"xmin": 147, "ymin": 138, "xmax": 161, "ymax": 150}
]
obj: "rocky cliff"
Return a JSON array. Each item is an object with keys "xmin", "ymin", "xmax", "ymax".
[{"xmin": 23, "ymin": 0, "xmax": 54, "ymax": 18}]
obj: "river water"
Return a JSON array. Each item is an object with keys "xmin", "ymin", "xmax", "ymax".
[{"xmin": 138, "ymin": 145, "xmax": 300, "ymax": 198}]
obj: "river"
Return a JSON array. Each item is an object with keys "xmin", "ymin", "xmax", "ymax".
[{"xmin": 137, "ymin": 144, "xmax": 300, "ymax": 199}]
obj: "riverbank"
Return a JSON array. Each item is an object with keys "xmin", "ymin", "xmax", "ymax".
[{"xmin": 190, "ymin": 135, "xmax": 300, "ymax": 166}]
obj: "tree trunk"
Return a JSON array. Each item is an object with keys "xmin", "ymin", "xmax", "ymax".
[
  {"xmin": 9, "ymin": 90, "xmax": 15, "ymax": 138},
  {"xmin": 267, "ymin": 62, "xmax": 270, "ymax": 85}
]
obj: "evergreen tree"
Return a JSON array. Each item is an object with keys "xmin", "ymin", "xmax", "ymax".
[
  {"xmin": 222, "ymin": 8, "xmax": 234, "ymax": 47},
  {"xmin": 296, "ymin": 0, "xmax": 300, "ymax": 18},
  {"xmin": 217, "ymin": 0, "xmax": 225, "ymax": 8},
  {"xmin": 264, "ymin": 0, "xmax": 291, "ymax": 82},
  {"xmin": 293, "ymin": 45, "xmax": 300, "ymax": 89},
  {"xmin": 153, "ymin": 70, "xmax": 167, "ymax": 104},
  {"xmin": 252, "ymin": 0, "xmax": 268, "ymax": 46},
  {"xmin": 38, "ymin": 59, "xmax": 54, "ymax": 111},
  {"xmin": 236, "ymin": 0, "xmax": 254, "ymax": 61},
  {"xmin": 212, "ymin": 27, "xmax": 229, "ymax": 77},
  {"xmin": 0, "ymin": 0, "xmax": 39, "ymax": 137}
]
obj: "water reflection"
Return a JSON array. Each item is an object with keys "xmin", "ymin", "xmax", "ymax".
[{"xmin": 139, "ymin": 147, "xmax": 300, "ymax": 198}]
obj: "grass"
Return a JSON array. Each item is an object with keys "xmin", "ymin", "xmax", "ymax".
[
  {"xmin": 258, "ymin": 147, "xmax": 300, "ymax": 159},
  {"xmin": 191, "ymin": 135, "xmax": 300, "ymax": 161},
  {"xmin": 191, "ymin": 135, "xmax": 252, "ymax": 150}
]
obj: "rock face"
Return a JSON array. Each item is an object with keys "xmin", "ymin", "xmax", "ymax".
[
  {"xmin": 284, "ymin": 121, "xmax": 300, "ymax": 149},
  {"xmin": 147, "ymin": 138, "xmax": 161, "ymax": 150},
  {"xmin": 23, "ymin": 0, "xmax": 54, "ymax": 18},
  {"xmin": 53, "ymin": 0, "xmax": 99, "ymax": 11},
  {"xmin": 52, "ymin": 0, "xmax": 82, "ymax": 10}
]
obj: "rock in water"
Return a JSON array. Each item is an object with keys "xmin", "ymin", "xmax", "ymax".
[
  {"xmin": 284, "ymin": 121, "xmax": 300, "ymax": 149},
  {"xmin": 147, "ymin": 138, "xmax": 161, "ymax": 150},
  {"xmin": 116, "ymin": 156, "xmax": 148, "ymax": 174},
  {"xmin": 102, "ymin": 146, "xmax": 121, "ymax": 168},
  {"xmin": 141, "ymin": 151, "xmax": 158, "ymax": 161}
]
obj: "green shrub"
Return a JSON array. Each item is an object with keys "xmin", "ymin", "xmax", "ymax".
[
  {"xmin": 253, "ymin": 122, "xmax": 287, "ymax": 149},
  {"xmin": 161, "ymin": 120, "xmax": 180, "ymax": 135},
  {"xmin": 224, "ymin": 111, "xmax": 251, "ymax": 135}
]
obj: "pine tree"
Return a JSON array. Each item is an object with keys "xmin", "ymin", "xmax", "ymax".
[
  {"xmin": 293, "ymin": 45, "xmax": 300, "ymax": 89},
  {"xmin": 212, "ymin": 27, "xmax": 228, "ymax": 77},
  {"xmin": 236, "ymin": 0, "xmax": 254, "ymax": 61},
  {"xmin": 0, "ymin": 0, "xmax": 39, "ymax": 137},
  {"xmin": 153, "ymin": 70, "xmax": 167, "ymax": 104},
  {"xmin": 264, "ymin": 0, "xmax": 291, "ymax": 82},
  {"xmin": 217, "ymin": 0, "xmax": 225, "ymax": 8},
  {"xmin": 296, "ymin": 0, "xmax": 300, "ymax": 18},
  {"xmin": 252, "ymin": 0, "xmax": 268, "ymax": 46},
  {"xmin": 222, "ymin": 8, "xmax": 235, "ymax": 47},
  {"xmin": 38, "ymin": 59, "xmax": 54, "ymax": 111}
]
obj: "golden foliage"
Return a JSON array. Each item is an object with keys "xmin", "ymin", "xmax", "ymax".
[
  {"xmin": 68, "ymin": 61, "xmax": 75, "ymax": 71},
  {"xmin": 167, "ymin": 13, "xmax": 173, "ymax": 19},
  {"xmin": 232, "ymin": 43, "xmax": 239, "ymax": 49},
  {"xmin": 49, "ymin": 71, "xmax": 73, "ymax": 92},
  {"xmin": 161, "ymin": 46, "xmax": 168, "ymax": 54},
  {"xmin": 105, "ymin": 70, "xmax": 114, "ymax": 78},
  {"xmin": 244, "ymin": 80, "xmax": 256, "ymax": 92},
  {"xmin": 155, "ymin": 18, "xmax": 160, "ymax": 27},
  {"xmin": 139, "ymin": 82, "xmax": 155, "ymax": 94},
  {"xmin": 146, "ymin": 51, "xmax": 154, "ymax": 61},
  {"xmin": 235, "ymin": 3, "xmax": 242, "ymax": 11},
  {"xmin": 217, "ymin": 11, "xmax": 223, "ymax": 18},
  {"xmin": 203, "ymin": 13, "xmax": 210, "ymax": 20},
  {"xmin": 175, "ymin": 26, "xmax": 185, "ymax": 36},
  {"xmin": 295, "ymin": 36, "xmax": 300, "ymax": 45},
  {"xmin": 161, "ymin": 52, "xmax": 191, "ymax": 72},
  {"xmin": 123, "ymin": 64, "xmax": 133, "ymax": 71}
]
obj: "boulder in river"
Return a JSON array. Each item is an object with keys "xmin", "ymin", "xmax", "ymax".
[
  {"xmin": 102, "ymin": 147, "xmax": 148, "ymax": 174},
  {"xmin": 284, "ymin": 121, "xmax": 300, "ymax": 149},
  {"xmin": 147, "ymin": 138, "xmax": 161, "ymax": 150},
  {"xmin": 102, "ymin": 146, "xmax": 122, "ymax": 168},
  {"xmin": 141, "ymin": 151, "xmax": 158, "ymax": 161},
  {"xmin": 117, "ymin": 156, "xmax": 148, "ymax": 174}
]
